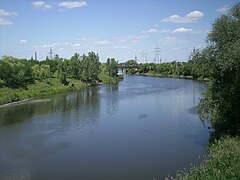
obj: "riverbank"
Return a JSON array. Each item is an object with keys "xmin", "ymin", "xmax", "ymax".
[
  {"xmin": 137, "ymin": 72, "xmax": 210, "ymax": 82},
  {"xmin": 0, "ymin": 75, "xmax": 123, "ymax": 106},
  {"xmin": 167, "ymin": 136, "xmax": 240, "ymax": 179},
  {"xmin": 0, "ymin": 78, "xmax": 86, "ymax": 106}
]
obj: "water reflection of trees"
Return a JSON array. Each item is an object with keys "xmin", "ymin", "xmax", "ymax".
[
  {"xmin": 0, "ymin": 87, "xmax": 100, "ymax": 126},
  {"xmin": 0, "ymin": 87, "xmax": 101, "ymax": 175},
  {"xmin": 103, "ymin": 84, "xmax": 119, "ymax": 115}
]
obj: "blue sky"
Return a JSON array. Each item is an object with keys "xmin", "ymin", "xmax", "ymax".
[{"xmin": 0, "ymin": 0, "xmax": 237, "ymax": 62}]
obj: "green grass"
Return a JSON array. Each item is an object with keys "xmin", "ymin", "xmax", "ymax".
[
  {"xmin": 99, "ymin": 73, "xmax": 123, "ymax": 84},
  {"xmin": 0, "ymin": 78, "xmax": 87, "ymax": 105},
  {"xmin": 0, "ymin": 74, "xmax": 124, "ymax": 106},
  {"xmin": 167, "ymin": 136, "xmax": 240, "ymax": 180}
]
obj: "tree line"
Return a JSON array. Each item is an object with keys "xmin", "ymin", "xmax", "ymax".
[
  {"xmin": 124, "ymin": 47, "xmax": 210, "ymax": 80},
  {"xmin": 0, "ymin": 52, "xmax": 119, "ymax": 88}
]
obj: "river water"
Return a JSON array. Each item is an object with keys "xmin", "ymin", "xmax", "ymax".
[{"xmin": 0, "ymin": 76, "xmax": 210, "ymax": 180}]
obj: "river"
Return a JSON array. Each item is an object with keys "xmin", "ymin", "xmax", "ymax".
[{"xmin": 0, "ymin": 75, "xmax": 210, "ymax": 180}]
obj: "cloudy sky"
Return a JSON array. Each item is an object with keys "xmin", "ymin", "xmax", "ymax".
[{"xmin": 0, "ymin": 0, "xmax": 237, "ymax": 62}]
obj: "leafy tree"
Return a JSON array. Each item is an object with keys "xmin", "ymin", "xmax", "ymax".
[
  {"xmin": 70, "ymin": 53, "xmax": 81, "ymax": 79},
  {"xmin": 110, "ymin": 58, "xmax": 118, "ymax": 77},
  {"xmin": 106, "ymin": 58, "xmax": 111, "ymax": 75},
  {"xmin": 32, "ymin": 64, "xmax": 51, "ymax": 79},
  {"xmin": 44, "ymin": 54, "xmax": 59, "ymax": 76},
  {"xmin": 199, "ymin": 3, "xmax": 240, "ymax": 135},
  {"xmin": 57, "ymin": 59, "xmax": 69, "ymax": 85},
  {"xmin": 106, "ymin": 58, "xmax": 118, "ymax": 77},
  {"xmin": 81, "ymin": 52, "xmax": 101, "ymax": 85},
  {"xmin": 0, "ymin": 57, "xmax": 32, "ymax": 88}
]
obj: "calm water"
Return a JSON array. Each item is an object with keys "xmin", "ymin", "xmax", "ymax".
[{"xmin": 0, "ymin": 76, "xmax": 210, "ymax": 180}]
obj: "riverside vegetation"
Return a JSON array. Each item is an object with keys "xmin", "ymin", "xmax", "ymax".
[
  {"xmin": 166, "ymin": 3, "xmax": 240, "ymax": 179},
  {"xmin": 0, "ymin": 52, "xmax": 122, "ymax": 106}
]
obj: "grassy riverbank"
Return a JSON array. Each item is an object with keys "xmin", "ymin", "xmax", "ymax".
[
  {"xmin": 139, "ymin": 72, "xmax": 210, "ymax": 82},
  {"xmin": 0, "ymin": 78, "xmax": 86, "ymax": 106},
  {"xmin": 99, "ymin": 73, "xmax": 123, "ymax": 84},
  {"xmin": 167, "ymin": 136, "xmax": 240, "ymax": 179},
  {"xmin": 0, "ymin": 75, "xmax": 123, "ymax": 106}
]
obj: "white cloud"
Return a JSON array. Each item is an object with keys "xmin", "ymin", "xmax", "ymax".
[
  {"xmin": 159, "ymin": 36, "xmax": 189, "ymax": 46},
  {"xmin": 72, "ymin": 43, "xmax": 81, "ymax": 47},
  {"xmin": 114, "ymin": 46, "xmax": 129, "ymax": 49},
  {"xmin": 32, "ymin": 1, "xmax": 52, "ymax": 10},
  {"xmin": 0, "ymin": 9, "xmax": 18, "ymax": 16},
  {"xmin": 58, "ymin": 1, "xmax": 87, "ymax": 9},
  {"xmin": 64, "ymin": 42, "xmax": 70, "ymax": 45},
  {"xmin": 186, "ymin": 11, "xmax": 203, "ymax": 18},
  {"xmin": 0, "ymin": 9, "xmax": 18, "ymax": 25},
  {"xmin": 19, "ymin": 39, "xmax": 28, "ymax": 44},
  {"xmin": 172, "ymin": 27, "xmax": 193, "ymax": 33},
  {"xmin": 159, "ymin": 29, "xmax": 172, "ymax": 33},
  {"xmin": 146, "ymin": 28, "xmax": 158, "ymax": 33},
  {"xmin": 216, "ymin": 5, "xmax": 230, "ymax": 13},
  {"xmin": 161, "ymin": 10, "xmax": 204, "ymax": 23},
  {"xmin": 42, "ymin": 44, "xmax": 51, "ymax": 48},
  {"xmin": 94, "ymin": 40, "xmax": 111, "ymax": 45},
  {"xmin": 128, "ymin": 35, "xmax": 148, "ymax": 43},
  {"xmin": 0, "ymin": 18, "xmax": 12, "ymax": 25},
  {"xmin": 142, "ymin": 28, "xmax": 171, "ymax": 34}
]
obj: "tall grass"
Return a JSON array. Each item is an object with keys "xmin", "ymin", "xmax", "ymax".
[{"xmin": 167, "ymin": 136, "xmax": 240, "ymax": 180}]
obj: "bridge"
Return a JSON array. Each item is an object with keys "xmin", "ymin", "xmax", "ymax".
[{"xmin": 118, "ymin": 64, "xmax": 139, "ymax": 74}]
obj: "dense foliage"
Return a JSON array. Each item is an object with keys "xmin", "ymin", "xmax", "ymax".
[
  {"xmin": 0, "ymin": 51, "xmax": 120, "ymax": 88},
  {"xmin": 123, "ymin": 54, "xmax": 210, "ymax": 80},
  {"xmin": 0, "ymin": 52, "xmax": 122, "ymax": 105},
  {"xmin": 167, "ymin": 4, "xmax": 240, "ymax": 178},
  {"xmin": 169, "ymin": 136, "xmax": 240, "ymax": 180},
  {"xmin": 198, "ymin": 3, "xmax": 240, "ymax": 136}
]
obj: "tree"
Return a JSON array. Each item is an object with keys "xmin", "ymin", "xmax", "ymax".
[
  {"xmin": 199, "ymin": 3, "xmax": 240, "ymax": 135},
  {"xmin": 105, "ymin": 58, "xmax": 118, "ymax": 77},
  {"xmin": 0, "ymin": 57, "xmax": 30, "ymax": 88},
  {"xmin": 70, "ymin": 53, "xmax": 81, "ymax": 79},
  {"xmin": 81, "ymin": 52, "xmax": 101, "ymax": 85},
  {"xmin": 32, "ymin": 64, "xmax": 51, "ymax": 79},
  {"xmin": 44, "ymin": 54, "xmax": 59, "ymax": 77},
  {"xmin": 57, "ymin": 59, "xmax": 69, "ymax": 85}
]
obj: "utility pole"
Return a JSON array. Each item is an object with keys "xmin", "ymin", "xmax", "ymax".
[
  {"xmin": 153, "ymin": 45, "xmax": 161, "ymax": 64},
  {"xmin": 140, "ymin": 50, "xmax": 147, "ymax": 63}
]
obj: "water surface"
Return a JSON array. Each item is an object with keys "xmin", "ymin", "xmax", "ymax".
[{"xmin": 0, "ymin": 76, "xmax": 209, "ymax": 180}]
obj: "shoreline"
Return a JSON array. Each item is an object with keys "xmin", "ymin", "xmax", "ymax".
[
  {"xmin": 136, "ymin": 73, "xmax": 210, "ymax": 82},
  {"xmin": 0, "ymin": 76, "xmax": 123, "ymax": 107},
  {"xmin": 0, "ymin": 98, "xmax": 31, "ymax": 108}
]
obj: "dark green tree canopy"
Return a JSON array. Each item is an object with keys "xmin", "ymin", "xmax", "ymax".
[{"xmin": 199, "ymin": 3, "xmax": 240, "ymax": 136}]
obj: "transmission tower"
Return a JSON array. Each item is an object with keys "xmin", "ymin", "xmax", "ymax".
[
  {"xmin": 134, "ymin": 54, "xmax": 138, "ymax": 62},
  {"xmin": 48, "ymin": 47, "xmax": 54, "ymax": 59},
  {"xmin": 153, "ymin": 45, "xmax": 161, "ymax": 64},
  {"xmin": 140, "ymin": 50, "xmax": 147, "ymax": 63}
]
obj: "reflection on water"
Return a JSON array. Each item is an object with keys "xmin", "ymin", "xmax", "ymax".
[
  {"xmin": 0, "ymin": 87, "xmax": 100, "ymax": 126},
  {"xmin": 0, "ymin": 76, "xmax": 210, "ymax": 180}
]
